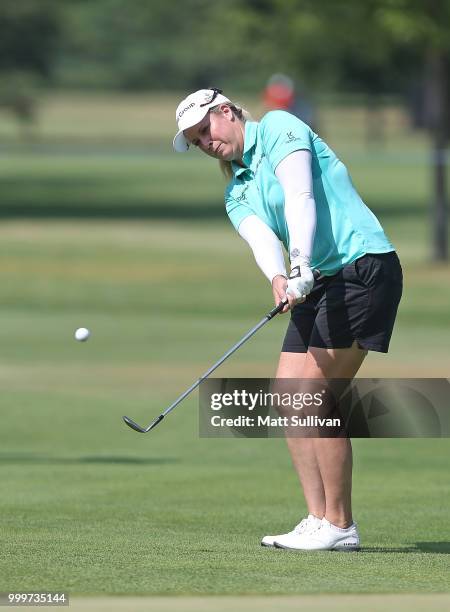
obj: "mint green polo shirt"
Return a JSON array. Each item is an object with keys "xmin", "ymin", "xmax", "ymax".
[{"xmin": 225, "ymin": 110, "xmax": 394, "ymax": 275}]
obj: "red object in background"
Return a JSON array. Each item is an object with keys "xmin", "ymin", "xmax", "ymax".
[{"xmin": 263, "ymin": 83, "xmax": 295, "ymax": 110}]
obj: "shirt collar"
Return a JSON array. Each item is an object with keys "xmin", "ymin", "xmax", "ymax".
[
  {"xmin": 243, "ymin": 120, "xmax": 258, "ymax": 157},
  {"xmin": 231, "ymin": 120, "xmax": 258, "ymax": 177}
]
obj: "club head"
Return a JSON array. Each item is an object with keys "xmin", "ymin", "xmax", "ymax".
[
  {"xmin": 122, "ymin": 415, "xmax": 148, "ymax": 432},
  {"xmin": 122, "ymin": 414, "xmax": 164, "ymax": 433}
]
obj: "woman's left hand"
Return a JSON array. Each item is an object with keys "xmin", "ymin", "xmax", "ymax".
[{"xmin": 271, "ymin": 274, "xmax": 290, "ymax": 313}]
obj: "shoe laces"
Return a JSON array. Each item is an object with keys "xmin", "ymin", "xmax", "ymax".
[
  {"xmin": 291, "ymin": 518, "xmax": 308, "ymax": 535},
  {"xmin": 307, "ymin": 521, "xmax": 323, "ymax": 537}
]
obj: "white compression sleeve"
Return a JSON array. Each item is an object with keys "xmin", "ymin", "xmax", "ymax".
[
  {"xmin": 275, "ymin": 149, "xmax": 317, "ymax": 266},
  {"xmin": 238, "ymin": 215, "xmax": 287, "ymax": 283}
]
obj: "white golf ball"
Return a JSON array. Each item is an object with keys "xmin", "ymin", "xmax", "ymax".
[{"xmin": 74, "ymin": 327, "xmax": 91, "ymax": 342}]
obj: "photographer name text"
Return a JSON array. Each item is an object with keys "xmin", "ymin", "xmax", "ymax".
[{"xmin": 210, "ymin": 415, "xmax": 340, "ymax": 427}]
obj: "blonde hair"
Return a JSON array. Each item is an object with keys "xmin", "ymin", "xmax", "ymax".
[{"xmin": 210, "ymin": 103, "xmax": 252, "ymax": 180}]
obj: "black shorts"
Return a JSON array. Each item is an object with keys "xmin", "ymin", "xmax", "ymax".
[{"xmin": 282, "ymin": 251, "xmax": 403, "ymax": 354}]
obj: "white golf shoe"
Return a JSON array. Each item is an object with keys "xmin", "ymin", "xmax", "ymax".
[
  {"xmin": 274, "ymin": 517, "xmax": 360, "ymax": 551},
  {"xmin": 261, "ymin": 514, "xmax": 322, "ymax": 548}
]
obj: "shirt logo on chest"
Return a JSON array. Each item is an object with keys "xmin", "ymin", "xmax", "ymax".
[
  {"xmin": 236, "ymin": 184, "xmax": 249, "ymax": 202},
  {"xmin": 233, "ymin": 151, "xmax": 266, "ymax": 203}
]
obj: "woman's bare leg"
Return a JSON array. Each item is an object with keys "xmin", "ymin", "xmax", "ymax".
[
  {"xmin": 276, "ymin": 341, "xmax": 367, "ymax": 527},
  {"xmin": 276, "ymin": 352, "xmax": 325, "ymax": 518}
]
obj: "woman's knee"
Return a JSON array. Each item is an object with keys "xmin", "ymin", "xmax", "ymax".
[{"xmin": 304, "ymin": 342, "xmax": 367, "ymax": 379}]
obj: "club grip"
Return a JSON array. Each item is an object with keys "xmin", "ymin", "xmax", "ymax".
[{"xmin": 267, "ymin": 268, "xmax": 321, "ymax": 319}]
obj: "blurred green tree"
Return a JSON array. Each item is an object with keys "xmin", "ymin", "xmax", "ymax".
[
  {"xmin": 213, "ymin": 0, "xmax": 449, "ymax": 261},
  {"xmin": 56, "ymin": 0, "xmax": 233, "ymax": 89},
  {"xmin": 377, "ymin": 0, "xmax": 450, "ymax": 260},
  {"xmin": 1, "ymin": 0, "xmax": 448, "ymax": 258},
  {"xmin": 0, "ymin": 0, "xmax": 61, "ymax": 134}
]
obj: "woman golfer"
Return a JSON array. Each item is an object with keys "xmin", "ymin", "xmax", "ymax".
[{"xmin": 173, "ymin": 88, "xmax": 402, "ymax": 551}]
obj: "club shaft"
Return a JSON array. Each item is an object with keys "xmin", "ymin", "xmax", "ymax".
[
  {"xmin": 159, "ymin": 310, "xmax": 282, "ymax": 420},
  {"xmin": 124, "ymin": 266, "xmax": 320, "ymax": 432}
]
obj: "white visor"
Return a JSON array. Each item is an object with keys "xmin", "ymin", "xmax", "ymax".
[{"xmin": 173, "ymin": 89, "xmax": 231, "ymax": 152}]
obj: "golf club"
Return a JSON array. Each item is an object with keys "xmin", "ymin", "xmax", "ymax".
[{"xmin": 123, "ymin": 269, "xmax": 321, "ymax": 433}]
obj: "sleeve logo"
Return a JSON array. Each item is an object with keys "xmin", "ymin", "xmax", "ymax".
[{"xmin": 286, "ymin": 131, "xmax": 301, "ymax": 143}]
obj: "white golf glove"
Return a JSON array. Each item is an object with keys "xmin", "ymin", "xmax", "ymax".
[{"xmin": 286, "ymin": 256, "xmax": 315, "ymax": 302}]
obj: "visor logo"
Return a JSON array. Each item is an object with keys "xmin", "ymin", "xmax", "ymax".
[{"xmin": 178, "ymin": 103, "xmax": 195, "ymax": 119}]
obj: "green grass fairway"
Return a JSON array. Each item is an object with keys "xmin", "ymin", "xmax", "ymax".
[
  {"xmin": 0, "ymin": 219, "xmax": 449, "ymax": 596},
  {"xmin": 0, "ymin": 93, "xmax": 449, "ymax": 597}
]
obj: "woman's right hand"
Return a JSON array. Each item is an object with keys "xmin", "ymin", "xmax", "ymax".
[{"xmin": 271, "ymin": 274, "xmax": 290, "ymax": 313}]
